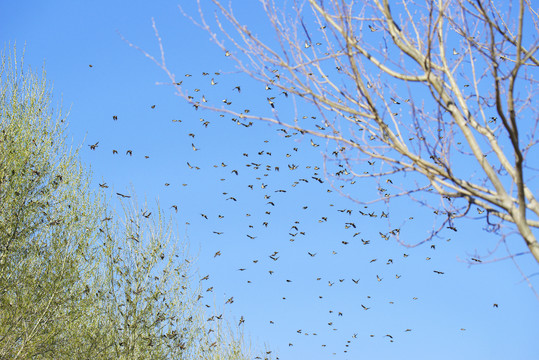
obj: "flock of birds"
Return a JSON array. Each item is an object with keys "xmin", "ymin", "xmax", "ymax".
[{"xmin": 86, "ymin": 55, "xmax": 496, "ymax": 357}]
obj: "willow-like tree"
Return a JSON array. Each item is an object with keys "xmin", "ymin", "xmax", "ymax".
[
  {"xmin": 141, "ymin": 0, "xmax": 539, "ymax": 264},
  {"xmin": 0, "ymin": 46, "xmax": 268, "ymax": 359}
]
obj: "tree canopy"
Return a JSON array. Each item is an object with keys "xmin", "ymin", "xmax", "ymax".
[{"xmin": 0, "ymin": 45, "xmax": 268, "ymax": 360}]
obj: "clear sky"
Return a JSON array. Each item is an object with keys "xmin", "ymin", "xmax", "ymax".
[{"xmin": 2, "ymin": 1, "xmax": 538, "ymax": 359}]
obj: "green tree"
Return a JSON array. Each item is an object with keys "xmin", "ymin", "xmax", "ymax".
[
  {"xmin": 0, "ymin": 45, "xmax": 104, "ymax": 359},
  {"xmin": 0, "ymin": 46, "xmax": 268, "ymax": 359}
]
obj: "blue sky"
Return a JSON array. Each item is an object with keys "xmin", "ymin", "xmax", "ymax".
[{"xmin": 2, "ymin": 1, "xmax": 538, "ymax": 359}]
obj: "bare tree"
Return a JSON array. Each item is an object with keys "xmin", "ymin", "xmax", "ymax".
[{"xmin": 134, "ymin": 0, "xmax": 539, "ymax": 265}]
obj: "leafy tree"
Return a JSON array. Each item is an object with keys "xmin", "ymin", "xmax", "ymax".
[
  {"xmin": 0, "ymin": 45, "xmax": 104, "ymax": 358},
  {"xmin": 143, "ymin": 0, "xmax": 539, "ymax": 264},
  {"xmin": 0, "ymin": 46, "xmax": 268, "ymax": 359}
]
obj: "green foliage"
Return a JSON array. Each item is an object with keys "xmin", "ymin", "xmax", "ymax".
[
  {"xmin": 0, "ymin": 45, "xmax": 103, "ymax": 359},
  {"xmin": 0, "ymin": 45, "xmax": 268, "ymax": 360}
]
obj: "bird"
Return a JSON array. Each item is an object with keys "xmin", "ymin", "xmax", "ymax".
[
  {"xmin": 116, "ymin": 193, "xmax": 130, "ymax": 198},
  {"xmin": 89, "ymin": 142, "xmax": 99, "ymax": 150},
  {"xmin": 112, "ymin": 115, "xmax": 118, "ymax": 120}
]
